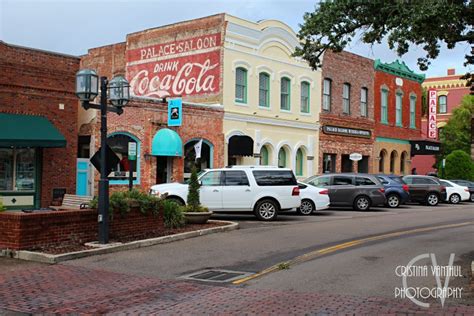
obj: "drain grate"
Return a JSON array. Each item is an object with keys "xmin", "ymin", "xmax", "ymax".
[{"xmin": 181, "ymin": 269, "xmax": 253, "ymax": 283}]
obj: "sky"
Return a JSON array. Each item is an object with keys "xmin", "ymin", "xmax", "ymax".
[{"xmin": 0, "ymin": 0, "xmax": 470, "ymax": 78}]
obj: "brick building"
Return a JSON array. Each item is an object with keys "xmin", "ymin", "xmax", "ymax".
[
  {"xmin": 319, "ymin": 50, "xmax": 375, "ymax": 173},
  {"xmin": 373, "ymin": 60, "xmax": 425, "ymax": 175},
  {"xmin": 0, "ymin": 41, "xmax": 79, "ymax": 209}
]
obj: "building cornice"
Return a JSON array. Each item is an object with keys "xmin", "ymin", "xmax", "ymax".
[{"xmin": 374, "ymin": 59, "xmax": 425, "ymax": 83}]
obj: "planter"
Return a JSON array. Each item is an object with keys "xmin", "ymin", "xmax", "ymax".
[{"xmin": 184, "ymin": 211, "xmax": 213, "ymax": 224}]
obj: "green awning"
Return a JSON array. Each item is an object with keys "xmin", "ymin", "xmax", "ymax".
[
  {"xmin": 151, "ymin": 128, "xmax": 183, "ymax": 156},
  {"xmin": 0, "ymin": 113, "xmax": 66, "ymax": 147}
]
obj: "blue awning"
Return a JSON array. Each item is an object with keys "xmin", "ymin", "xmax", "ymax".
[{"xmin": 151, "ymin": 128, "xmax": 183, "ymax": 156}]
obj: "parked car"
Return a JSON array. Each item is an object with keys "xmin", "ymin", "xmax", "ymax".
[
  {"xmin": 303, "ymin": 173, "xmax": 386, "ymax": 211},
  {"xmin": 374, "ymin": 174, "xmax": 410, "ymax": 208},
  {"xmin": 402, "ymin": 175, "xmax": 447, "ymax": 206},
  {"xmin": 150, "ymin": 166, "xmax": 300, "ymax": 221},
  {"xmin": 439, "ymin": 179, "xmax": 470, "ymax": 204},
  {"xmin": 296, "ymin": 182, "xmax": 330, "ymax": 215},
  {"xmin": 450, "ymin": 179, "xmax": 474, "ymax": 202}
]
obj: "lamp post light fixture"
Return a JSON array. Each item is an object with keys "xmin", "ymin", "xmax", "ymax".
[{"xmin": 75, "ymin": 69, "xmax": 130, "ymax": 244}]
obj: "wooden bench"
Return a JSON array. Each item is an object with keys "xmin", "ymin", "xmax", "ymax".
[{"xmin": 50, "ymin": 194, "xmax": 93, "ymax": 210}]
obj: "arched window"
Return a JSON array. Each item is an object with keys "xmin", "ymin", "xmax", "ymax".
[
  {"xmin": 278, "ymin": 147, "xmax": 287, "ymax": 168},
  {"xmin": 280, "ymin": 77, "xmax": 291, "ymax": 111},
  {"xmin": 390, "ymin": 150, "xmax": 398, "ymax": 174},
  {"xmin": 300, "ymin": 82, "xmax": 310, "ymax": 113},
  {"xmin": 295, "ymin": 148, "xmax": 304, "ymax": 176},
  {"xmin": 235, "ymin": 67, "xmax": 247, "ymax": 103},
  {"xmin": 438, "ymin": 95, "xmax": 447, "ymax": 113},
  {"xmin": 379, "ymin": 150, "xmax": 387, "ymax": 173},
  {"xmin": 184, "ymin": 139, "xmax": 213, "ymax": 179},
  {"xmin": 107, "ymin": 132, "xmax": 140, "ymax": 184},
  {"xmin": 400, "ymin": 151, "xmax": 408, "ymax": 174},
  {"xmin": 259, "ymin": 72, "xmax": 270, "ymax": 108},
  {"xmin": 260, "ymin": 145, "xmax": 269, "ymax": 165}
]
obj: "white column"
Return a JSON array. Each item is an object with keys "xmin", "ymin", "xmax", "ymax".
[
  {"xmin": 307, "ymin": 135, "xmax": 315, "ymax": 176},
  {"xmin": 254, "ymin": 130, "xmax": 261, "ymax": 165}
]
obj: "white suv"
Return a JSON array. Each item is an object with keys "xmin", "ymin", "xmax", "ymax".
[{"xmin": 150, "ymin": 166, "xmax": 301, "ymax": 221}]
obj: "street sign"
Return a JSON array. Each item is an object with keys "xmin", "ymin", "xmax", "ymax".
[
  {"xmin": 168, "ymin": 98, "xmax": 182, "ymax": 127},
  {"xmin": 90, "ymin": 145, "xmax": 120, "ymax": 176},
  {"xmin": 349, "ymin": 153, "xmax": 363, "ymax": 161},
  {"xmin": 128, "ymin": 142, "xmax": 137, "ymax": 161}
]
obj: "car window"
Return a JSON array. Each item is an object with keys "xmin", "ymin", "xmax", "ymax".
[
  {"xmin": 200, "ymin": 171, "xmax": 222, "ymax": 186},
  {"xmin": 403, "ymin": 177, "xmax": 413, "ymax": 184},
  {"xmin": 224, "ymin": 171, "xmax": 249, "ymax": 186},
  {"xmin": 356, "ymin": 177, "xmax": 376, "ymax": 186},
  {"xmin": 412, "ymin": 177, "xmax": 438, "ymax": 185},
  {"xmin": 252, "ymin": 170, "xmax": 297, "ymax": 186},
  {"xmin": 377, "ymin": 176, "xmax": 389, "ymax": 185},
  {"xmin": 440, "ymin": 181, "xmax": 452, "ymax": 187},
  {"xmin": 389, "ymin": 176, "xmax": 405, "ymax": 184},
  {"xmin": 333, "ymin": 176, "xmax": 353, "ymax": 186},
  {"xmin": 308, "ymin": 176, "xmax": 331, "ymax": 187}
]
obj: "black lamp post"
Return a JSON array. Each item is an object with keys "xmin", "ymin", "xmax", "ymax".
[{"xmin": 75, "ymin": 70, "xmax": 130, "ymax": 244}]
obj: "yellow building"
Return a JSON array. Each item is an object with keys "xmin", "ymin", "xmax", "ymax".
[{"xmin": 222, "ymin": 15, "xmax": 321, "ymax": 178}]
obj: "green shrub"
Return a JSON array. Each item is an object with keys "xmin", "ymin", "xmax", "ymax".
[
  {"xmin": 444, "ymin": 150, "xmax": 474, "ymax": 181},
  {"xmin": 163, "ymin": 200, "xmax": 185, "ymax": 229},
  {"xmin": 0, "ymin": 200, "xmax": 5, "ymax": 212},
  {"xmin": 186, "ymin": 165, "xmax": 201, "ymax": 211},
  {"xmin": 89, "ymin": 189, "xmax": 162, "ymax": 217}
]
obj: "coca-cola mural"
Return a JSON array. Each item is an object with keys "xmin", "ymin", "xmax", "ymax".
[{"xmin": 126, "ymin": 32, "xmax": 221, "ymax": 98}]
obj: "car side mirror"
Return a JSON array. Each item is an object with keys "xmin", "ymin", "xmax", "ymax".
[{"xmin": 198, "ymin": 180, "xmax": 202, "ymax": 186}]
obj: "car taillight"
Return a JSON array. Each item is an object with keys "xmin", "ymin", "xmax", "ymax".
[
  {"xmin": 292, "ymin": 186, "xmax": 300, "ymax": 196},
  {"xmin": 402, "ymin": 184, "xmax": 409, "ymax": 192},
  {"xmin": 441, "ymin": 186, "xmax": 446, "ymax": 192},
  {"xmin": 319, "ymin": 189, "xmax": 328, "ymax": 195},
  {"xmin": 465, "ymin": 188, "xmax": 470, "ymax": 192},
  {"xmin": 379, "ymin": 188, "xmax": 385, "ymax": 193}
]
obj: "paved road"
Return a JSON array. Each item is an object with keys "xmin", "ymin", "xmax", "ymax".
[{"xmin": 1, "ymin": 202, "xmax": 473, "ymax": 313}]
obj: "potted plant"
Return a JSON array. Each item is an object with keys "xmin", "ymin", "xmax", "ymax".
[{"xmin": 183, "ymin": 165, "xmax": 212, "ymax": 224}]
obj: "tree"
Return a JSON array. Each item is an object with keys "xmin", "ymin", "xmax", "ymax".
[
  {"xmin": 444, "ymin": 149, "xmax": 474, "ymax": 180},
  {"xmin": 295, "ymin": 1, "xmax": 473, "ymax": 90},
  {"xmin": 439, "ymin": 95, "xmax": 474, "ymax": 155},
  {"xmin": 186, "ymin": 165, "xmax": 201, "ymax": 212}
]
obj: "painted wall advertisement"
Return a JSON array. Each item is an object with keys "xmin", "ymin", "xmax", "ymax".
[
  {"xmin": 126, "ymin": 32, "xmax": 221, "ymax": 98},
  {"xmin": 428, "ymin": 90, "xmax": 437, "ymax": 139}
]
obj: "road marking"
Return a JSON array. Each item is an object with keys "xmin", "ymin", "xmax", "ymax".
[{"xmin": 232, "ymin": 221, "xmax": 474, "ymax": 285}]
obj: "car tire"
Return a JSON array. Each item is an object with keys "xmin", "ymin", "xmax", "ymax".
[
  {"xmin": 470, "ymin": 193, "xmax": 474, "ymax": 203},
  {"xmin": 254, "ymin": 199, "xmax": 279, "ymax": 221},
  {"xmin": 353, "ymin": 195, "xmax": 371, "ymax": 212},
  {"xmin": 425, "ymin": 193, "xmax": 439, "ymax": 206},
  {"xmin": 166, "ymin": 197, "xmax": 185, "ymax": 206},
  {"xmin": 386, "ymin": 194, "xmax": 400, "ymax": 208},
  {"xmin": 449, "ymin": 193, "xmax": 461, "ymax": 204},
  {"xmin": 297, "ymin": 199, "xmax": 315, "ymax": 215}
]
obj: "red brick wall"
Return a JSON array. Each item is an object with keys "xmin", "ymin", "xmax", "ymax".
[
  {"xmin": 0, "ymin": 42, "xmax": 80, "ymax": 206},
  {"xmin": 319, "ymin": 50, "xmax": 375, "ymax": 173},
  {"xmin": 0, "ymin": 209, "xmax": 164, "ymax": 250}
]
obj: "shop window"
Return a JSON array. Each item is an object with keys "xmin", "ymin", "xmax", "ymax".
[
  {"xmin": 184, "ymin": 139, "xmax": 213, "ymax": 180},
  {"xmin": 77, "ymin": 135, "xmax": 91, "ymax": 158},
  {"xmin": 390, "ymin": 150, "xmax": 398, "ymax": 174},
  {"xmin": 278, "ymin": 147, "xmax": 287, "ymax": 168},
  {"xmin": 360, "ymin": 87, "xmax": 368, "ymax": 117},
  {"xmin": 379, "ymin": 150, "xmax": 387, "ymax": 173},
  {"xmin": 341, "ymin": 154, "xmax": 352, "ymax": 172},
  {"xmin": 381, "ymin": 89, "xmax": 389, "ymax": 124},
  {"xmin": 295, "ymin": 148, "xmax": 304, "ymax": 176},
  {"xmin": 235, "ymin": 67, "xmax": 247, "ymax": 103},
  {"xmin": 410, "ymin": 95, "xmax": 416, "ymax": 128},
  {"xmin": 357, "ymin": 156, "xmax": 369, "ymax": 173},
  {"xmin": 343, "ymin": 83, "xmax": 351, "ymax": 114},
  {"xmin": 396, "ymin": 92, "xmax": 403, "ymax": 126},
  {"xmin": 323, "ymin": 78, "xmax": 332, "ymax": 111},
  {"xmin": 438, "ymin": 95, "xmax": 447, "ymax": 113},
  {"xmin": 300, "ymin": 82, "xmax": 310, "ymax": 114},
  {"xmin": 323, "ymin": 153, "xmax": 336, "ymax": 173},
  {"xmin": 400, "ymin": 151, "xmax": 408, "ymax": 174},
  {"xmin": 0, "ymin": 148, "xmax": 35, "ymax": 192},
  {"xmin": 259, "ymin": 72, "xmax": 270, "ymax": 108},
  {"xmin": 107, "ymin": 133, "xmax": 140, "ymax": 184},
  {"xmin": 259, "ymin": 145, "xmax": 269, "ymax": 166},
  {"xmin": 280, "ymin": 77, "xmax": 291, "ymax": 111}
]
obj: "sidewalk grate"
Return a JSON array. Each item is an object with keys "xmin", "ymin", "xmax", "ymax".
[{"xmin": 180, "ymin": 269, "xmax": 253, "ymax": 283}]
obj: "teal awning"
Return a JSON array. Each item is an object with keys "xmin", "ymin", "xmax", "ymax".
[
  {"xmin": 151, "ymin": 128, "xmax": 183, "ymax": 156},
  {"xmin": 0, "ymin": 113, "xmax": 66, "ymax": 147}
]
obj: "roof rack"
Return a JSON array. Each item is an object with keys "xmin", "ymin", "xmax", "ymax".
[{"xmin": 225, "ymin": 165, "xmax": 281, "ymax": 169}]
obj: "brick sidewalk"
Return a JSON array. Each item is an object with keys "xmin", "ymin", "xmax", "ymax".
[{"xmin": 0, "ymin": 265, "xmax": 473, "ymax": 315}]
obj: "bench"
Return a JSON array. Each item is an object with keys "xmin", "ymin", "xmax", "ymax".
[{"xmin": 50, "ymin": 194, "xmax": 93, "ymax": 210}]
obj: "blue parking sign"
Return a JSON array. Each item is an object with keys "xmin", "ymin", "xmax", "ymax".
[{"xmin": 168, "ymin": 98, "xmax": 182, "ymax": 127}]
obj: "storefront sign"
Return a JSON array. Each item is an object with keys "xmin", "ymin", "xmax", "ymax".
[
  {"xmin": 128, "ymin": 142, "xmax": 137, "ymax": 161},
  {"xmin": 349, "ymin": 153, "xmax": 363, "ymax": 161},
  {"xmin": 322, "ymin": 125, "xmax": 371, "ymax": 138},
  {"xmin": 410, "ymin": 140, "xmax": 441, "ymax": 155},
  {"xmin": 428, "ymin": 90, "xmax": 437, "ymax": 139},
  {"xmin": 126, "ymin": 33, "xmax": 221, "ymax": 98},
  {"xmin": 168, "ymin": 98, "xmax": 182, "ymax": 126}
]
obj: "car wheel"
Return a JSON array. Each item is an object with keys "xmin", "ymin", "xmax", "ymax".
[
  {"xmin": 166, "ymin": 197, "xmax": 184, "ymax": 206},
  {"xmin": 353, "ymin": 196, "xmax": 371, "ymax": 212},
  {"xmin": 425, "ymin": 193, "xmax": 439, "ymax": 206},
  {"xmin": 449, "ymin": 193, "xmax": 461, "ymax": 204},
  {"xmin": 254, "ymin": 199, "xmax": 278, "ymax": 221},
  {"xmin": 470, "ymin": 193, "xmax": 474, "ymax": 203},
  {"xmin": 297, "ymin": 199, "xmax": 315, "ymax": 215},
  {"xmin": 386, "ymin": 194, "xmax": 400, "ymax": 208}
]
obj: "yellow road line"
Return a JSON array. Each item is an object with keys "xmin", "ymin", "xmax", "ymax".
[{"xmin": 232, "ymin": 221, "xmax": 474, "ymax": 285}]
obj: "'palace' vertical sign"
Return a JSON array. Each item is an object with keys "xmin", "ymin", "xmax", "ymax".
[{"xmin": 428, "ymin": 90, "xmax": 437, "ymax": 139}]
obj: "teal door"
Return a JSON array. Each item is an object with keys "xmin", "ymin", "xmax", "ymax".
[{"xmin": 76, "ymin": 159, "xmax": 90, "ymax": 196}]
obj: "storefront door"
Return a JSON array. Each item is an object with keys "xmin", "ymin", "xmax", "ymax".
[{"xmin": 156, "ymin": 156, "xmax": 172, "ymax": 184}]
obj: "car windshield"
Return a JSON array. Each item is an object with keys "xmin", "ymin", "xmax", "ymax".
[
  {"xmin": 183, "ymin": 170, "xmax": 206, "ymax": 184},
  {"xmin": 389, "ymin": 176, "xmax": 406, "ymax": 184}
]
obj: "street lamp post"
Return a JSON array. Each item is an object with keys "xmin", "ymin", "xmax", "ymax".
[{"xmin": 75, "ymin": 70, "xmax": 129, "ymax": 244}]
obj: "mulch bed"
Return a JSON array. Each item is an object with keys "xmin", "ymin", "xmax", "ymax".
[{"xmin": 25, "ymin": 221, "xmax": 229, "ymax": 255}]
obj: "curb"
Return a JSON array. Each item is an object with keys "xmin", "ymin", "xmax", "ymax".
[{"xmin": 0, "ymin": 220, "xmax": 239, "ymax": 264}]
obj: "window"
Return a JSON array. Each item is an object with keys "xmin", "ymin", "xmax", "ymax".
[
  {"xmin": 184, "ymin": 139, "xmax": 212, "ymax": 179},
  {"xmin": 235, "ymin": 67, "xmax": 247, "ymax": 103},
  {"xmin": 278, "ymin": 147, "xmax": 287, "ymax": 167},
  {"xmin": 306, "ymin": 176, "xmax": 331, "ymax": 187},
  {"xmin": 343, "ymin": 83, "xmax": 351, "ymax": 114},
  {"xmin": 107, "ymin": 133, "xmax": 140, "ymax": 184},
  {"xmin": 390, "ymin": 151, "xmax": 398, "ymax": 174},
  {"xmin": 381, "ymin": 89, "xmax": 388, "ymax": 123},
  {"xmin": 200, "ymin": 171, "xmax": 222, "ymax": 186},
  {"xmin": 360, "ymin": 87, "xmax": 368, "ymax": 117},
  {"xmin": 252, "ymin": 170, "xmax": 297, "ymax": 186},
  {"xmin": 355, "ymin": 177, "xmax": 376, "ymax": 186},
  {"xmin": 440, "ymin": 180, "xmax": 452, "ymax": 187},
  {"xmin": 333, "ymin": 176, "xmax": 353, "ymax": 186},
  {"xmin": 439, "ymin": 95, "xmax": 447, "ymax": 113},
  {"xmin": 323, "ymin": 79, "xmax": 332, "ymax": 111},
  {"xmin": 396, "ymin": 92, "xmax": 403, "ymax": 126},
  {"xmin": 295, "ymin": 148, "xmax": 304, "ymax": 176},
  {"xmin": 323, "ymin": 153, "xmax": 336, "ymax": 173},
  {"xmin": 410, "ymin": 95, "xmax": 416, "ymax": 128},
  {"xmin": 260, "ymin": 146, "xmax": 269, "ymax": 165},
  {"xmin": 280, "ymin": 77, "xmax": 291, "ymax": 110},
  {"xmin": 0, "ymin": 148, "xmax": 36, "ymax": 192},
  {"xmin": 259, "ymin": 73, "xmax": 270, "ymax": 108},
  {"xmin": 400, "ymin": 151, "xmax": 407, "ymax": 174},
  {"xmin": 379, "ymin": 150, "xmax": 387, "ymax": 173},
  {"xmin": 403, "ymin": 177, "xmax": 413, "ymax": 184},
  {"xmin": 412, "ymin": 177, "xmax": 438, "ymax": 185},
  {"xmin": 300, "ymin": 82, "xmax": 310, "ymax": 113},
  {"xmin": 377, "ymin": 176, "xmax": 390, "ymax": 185},
  {"xmin": 224, "ymin": 171, "xmax": 249, "ymax": 186}
]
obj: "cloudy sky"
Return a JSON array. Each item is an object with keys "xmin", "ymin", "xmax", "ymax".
[{"xmin": 0, "ymin": 0, "xmax": 470, "ymax": 77}]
